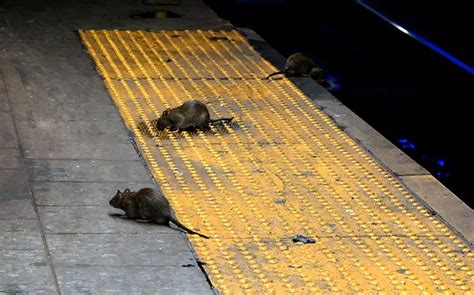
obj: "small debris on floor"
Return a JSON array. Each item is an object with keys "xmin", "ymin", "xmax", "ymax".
[
  {"xmin": 288, "ymin": 265, "xmax": 302, "ymax": 268},
  {"xmin": 292, "ymin": 235, "xmax": 316, "ymax": 244},
  {"xmin": 396, "ymin": 268, "xmax": 407, "ymax": 274},
  {"xmin": 208, "ymin": 36, "xmax": 230, "ymax": 41},
  {"xmin": 344, "ymin": 209, "xmax": 355, "ymax": 215}
]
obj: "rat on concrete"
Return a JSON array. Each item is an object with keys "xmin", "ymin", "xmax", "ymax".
[{"xmin": 109, "ymin": 187, "xmax": 209, "ymax": 239}]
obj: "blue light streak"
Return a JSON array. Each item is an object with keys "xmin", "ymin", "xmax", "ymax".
[{"xmin": 356, "ymin": 0, "xmax": 474, "ymax": 75}]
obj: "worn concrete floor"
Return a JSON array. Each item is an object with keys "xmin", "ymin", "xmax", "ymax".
[
  {"xmin": 0, "ymin": 0, "xmax": 227, "ymax": 293},
  {"xmin": 1, "ymin": 0, "xmax": 472, "ymax": 293}
]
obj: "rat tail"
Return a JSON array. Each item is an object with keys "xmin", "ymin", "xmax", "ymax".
[
  {"xmin": 169, "ymin": 216, "xmax": 209, "ymax": 239},
  {"xmin": 263, "ymin": 70, "xmax": 285, "ymax": 79},
  {"xmin": 209, "ymin": 117, "xmax": 234, "ymax": 124}
]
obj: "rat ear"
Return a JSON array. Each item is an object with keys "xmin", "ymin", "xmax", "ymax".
[{"xmin": 124, "ymin": 188, "xmax": 131, "ymax": 193}]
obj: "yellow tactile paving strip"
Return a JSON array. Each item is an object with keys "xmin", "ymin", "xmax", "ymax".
[{"xmin": 80, "ymin": 29, "xmax": 473, "ymax": 293}]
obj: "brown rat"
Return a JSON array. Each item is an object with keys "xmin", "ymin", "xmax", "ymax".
[
  {"xmin": 264, "ymin": 52, "xmax": 329, "ymax": 87},
  {"xmin": 153, "ymin": 100, "xmax": 233, "ymax": 132},
  {"xmin": 109, "ymin": 187, "xmax": 209, "ymax": 239}
]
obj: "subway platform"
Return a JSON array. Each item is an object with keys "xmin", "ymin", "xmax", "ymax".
[{"xmin": 0, "ymin": 0, "xmax": 472, "ymax": 293}]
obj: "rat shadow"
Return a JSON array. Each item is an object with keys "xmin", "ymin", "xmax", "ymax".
[
  {"xmin": 108, "ymin": 212, "xmax": 194, "ymax": 235},
  {"xmin": 137, "ymin": 120, "xmax": 240, "ymax": 140}
]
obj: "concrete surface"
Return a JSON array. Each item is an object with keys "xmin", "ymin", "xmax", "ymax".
[
  {"xmin": 0, "ymin": 0, "xmax": 219, "ymax": 293},
  {"xmin": 0, "ymin": 0, "xmax": 472, "ymax": 293}
]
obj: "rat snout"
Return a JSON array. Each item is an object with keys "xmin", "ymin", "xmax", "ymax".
[
  {"xmin": 155, "ymin": 116, "xmax": 169, "ymax": 130},
  {"xmin": 109, "ymin": 197, "xmax": 118, "ymax": 208}
]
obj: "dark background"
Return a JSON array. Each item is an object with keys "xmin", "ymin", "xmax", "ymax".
[{"xmin": 205, "ymin": 0, "xmax": 473, "ymax": 208}]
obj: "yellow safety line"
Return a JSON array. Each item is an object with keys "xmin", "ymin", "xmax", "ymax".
[{"xmin": 80, "ymin": 29, "xmax": 473, "ymax": 293}]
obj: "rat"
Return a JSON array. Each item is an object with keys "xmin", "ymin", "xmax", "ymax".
[
  {"xmin": 109, "ymin": 187, "xmax": 209, "ymax": 239},
  {"xmin": 152, "ymin": 100, "xmax": 234, "ymax": 132},
  {"xmin": 264, "ymin": 52, "xmax": 329, "ymax": 87}
]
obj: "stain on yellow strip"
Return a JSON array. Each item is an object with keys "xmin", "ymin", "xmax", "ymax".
[{"xmin": 80, "ymin": 29, "xmax": 473, "ymax": 293}]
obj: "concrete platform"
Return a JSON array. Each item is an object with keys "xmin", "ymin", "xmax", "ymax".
[
  {"xmin": 0, "ymin": 0, "xmax": 472, "ymax": 293},
  {"xmin": 1, "ymin": 0, "xmax": 221, "ymax": 293}
]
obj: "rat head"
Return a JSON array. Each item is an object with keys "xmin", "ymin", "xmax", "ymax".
[
  {"xmin": 309, "ymin": 67, "xmax": 325, "ymax": 80},
  {"xmin": 109, "ymin": 188, "xmax": 131, "ymax": 208},
  {"xmin": 284, "ymin": 68, "xmax": 296, "ymax": 77},
  {"xmin": 155, "ymin": 109, "xmax": 173, "ymax": 131},
  {"xmin": 309, "ymin": 67, "xmax": 330, "ymax": 87}
]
